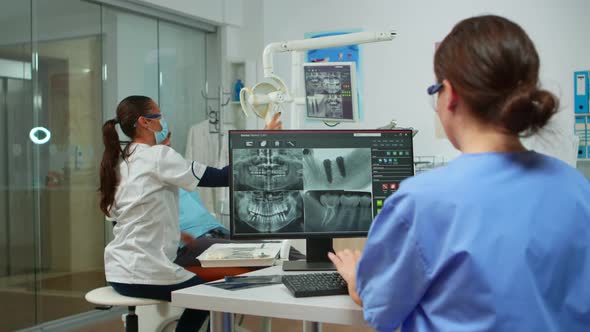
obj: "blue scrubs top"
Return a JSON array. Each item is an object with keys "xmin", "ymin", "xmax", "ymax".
[
  {"xmin": 357, "ymin": 151, "xmax": 590, "ymax": 332},
  {"xmin": 179, "ymin": 189, "xmax": 227, "ymax": 242}
]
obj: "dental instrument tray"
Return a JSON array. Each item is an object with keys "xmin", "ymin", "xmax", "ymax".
[{"xmin": 197, "ymin": 242, "xmax": 282, "ymax": 267}]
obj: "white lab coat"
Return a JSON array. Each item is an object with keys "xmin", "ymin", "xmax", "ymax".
[
  {"xmin": 104, "ymin": 143, "xmax": 206, "ymax": 285},
  {"xmin": 185, "ymin": 121, "xmax": 219, "ymax": 214},
  {"xmin": 185, "ymin": 121, "xmax": 235, "ymax": 223}
]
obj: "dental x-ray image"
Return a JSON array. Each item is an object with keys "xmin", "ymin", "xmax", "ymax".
[
  {"xmin": 307, "ymin": 94, "xmax": 344, "ymax": 120},
  {"xmin": 303, "ymin": 190, "xmax": 373, "ymax": 233},
  {"xmin": 302, "ymin": 148, "xmax": 372, "ymax": 191},
  {"xmin": 303, "ymin": 62, "xmax": 356, "ymax": 121},
  {"xmin": 232, "ymin": 148, "xmax": 304, "ymax": 191},
  {"xmin": 233, "ymin": 191, "xmax": 304, "ymax": 233}
]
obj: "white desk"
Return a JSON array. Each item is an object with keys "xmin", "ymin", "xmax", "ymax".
[{"xmin": 171, "ymin": 265, "xmax": 367, "ymax": 332}]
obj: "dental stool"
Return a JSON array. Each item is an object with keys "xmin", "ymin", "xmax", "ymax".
[{"xmin": 85, "ymin": 286, "xmax": 182, "ymax": 332}]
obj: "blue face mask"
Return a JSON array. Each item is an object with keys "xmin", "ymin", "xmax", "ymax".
[{"xmin": 148, "ymin": 117, "xmax": 169, "ymax": 144}]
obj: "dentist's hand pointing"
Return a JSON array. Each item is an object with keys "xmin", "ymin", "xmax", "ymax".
[{"xmin": 264, "ymin": 112, "xmax": 283, "ymax": 130}]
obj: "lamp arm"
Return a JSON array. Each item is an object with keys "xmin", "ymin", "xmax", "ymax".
[{"xmin": 262, "ymin": 31, "xmax": 396, "ymax": 77}]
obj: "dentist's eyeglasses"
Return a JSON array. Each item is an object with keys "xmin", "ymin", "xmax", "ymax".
[
  {"xmin": 142, "ymin": 113, "xmax": 162, "ymax": 120},
  {"xmin": 427, "ymin": 82, "xmax": 443, "ymax": 111},
  {"xmin": 134, "ymin": 113, "xmax": 162, "ymax": 127}
]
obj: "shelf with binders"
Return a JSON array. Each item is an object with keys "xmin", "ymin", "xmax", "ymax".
[{"xmin": 575, "ymin": 114, "xmax": 590, "ymax": 159}]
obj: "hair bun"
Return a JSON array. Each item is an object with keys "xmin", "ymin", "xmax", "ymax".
[{"xmin": 499, "ymin": 88, "xmax": 558, "ymax": 136}]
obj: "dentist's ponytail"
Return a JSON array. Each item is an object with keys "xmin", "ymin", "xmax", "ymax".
[
  {"xmin": 98, "ymin": 95, "xmax": 153, "ymax": 216},
  {"xmin": 99, "ymin": 119, "xmax": 121, "ymax": 216}
]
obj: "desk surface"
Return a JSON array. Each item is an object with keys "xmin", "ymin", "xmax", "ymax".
[{"xmin": 171, "ymin": 265, "xmax": 367, "ymax": 326}]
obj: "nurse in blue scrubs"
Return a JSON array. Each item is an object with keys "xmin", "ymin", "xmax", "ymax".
[{"xmin": 329, "ymin": 15, "xmax": 590, "ymax": 332}]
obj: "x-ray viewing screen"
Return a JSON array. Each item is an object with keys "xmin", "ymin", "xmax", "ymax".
[
  {"xmin": 229, "ymin": 130, "xmax": 415, "ymax": 239},
  {"xmin": 303, "ymin": 62, "xmax": 358, "ymax": 122}
]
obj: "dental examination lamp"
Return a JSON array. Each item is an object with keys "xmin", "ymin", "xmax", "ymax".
[{"xmin": 239, "ymin": 31, "xmax": 396, "ymax": 126}]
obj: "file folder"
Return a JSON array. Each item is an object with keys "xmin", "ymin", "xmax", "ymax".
[
  {"xmin": 574, "ymin": 71, "xmax": 589, "ymax": 114},
  {"xmin": 575, "ymin": 115, "xmax": 587, "ymax": 158}
]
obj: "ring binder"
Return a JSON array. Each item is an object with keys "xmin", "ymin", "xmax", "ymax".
[
  {"xmin": 574, "ymin": 71, "xmax": 589, "ymax": 114},
  {"xmin": 574, "ymin": 71, "xmax": 590, "ymax": 160}
]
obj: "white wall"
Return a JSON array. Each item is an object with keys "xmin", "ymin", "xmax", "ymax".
[
  {"xmin": 222, "ymin": 0, "xmax": 266, "ymax": 129},
  {"xmin": 262, "ymin": 0, "xmax": 590, "ymax": 160}
]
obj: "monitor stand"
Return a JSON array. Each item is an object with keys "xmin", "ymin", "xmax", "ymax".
[{"xmin": 282, "ymin": 238, "xmax": 336, "ymax": 271}]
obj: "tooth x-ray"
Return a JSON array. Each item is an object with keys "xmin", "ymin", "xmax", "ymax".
[
  {"xmin": 303, "ymin": 190, "xmax": 372, "ymax": 232},
  {"xmin": 233, "ymin": 191, "xmax": 304, "ymax": 233},
  {"xmin": 232, "ymin": 148, "xmax": 304, "ymax": 191},
  {"xmin": 305, "ymin": 71, "xmax": 345, "ymax": 120},
  {"xmin": 229, "ymin": 129, "xmax": 416, "ymax": 238},
  {"xmin": 307, "ymin": 94, "xmax": 344, "ymax": 120},
  {"xmin": 302, "ymin": 148, "xmax": 371, "ymax": 191},
  {"xmin": 303, "ymin": 62, "xmax": 357, "ymax": 122}
]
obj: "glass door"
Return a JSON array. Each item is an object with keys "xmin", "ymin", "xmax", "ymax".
[
  {"xmin": 0, "ymin": 0, "xmax": 105, "ymax": 329},
  {"xmin": 31, "ymin": 0, "xmax": 104, "ymax": 325},
  {"xmin": 102, "ymin": 6, "xmax": 159, "ymax": 119},
  {"xmin": 0, "ymin": 1, "xmax": 216, "ymax": 329},
  {"xmin": 0, "ymin": 2, "xmax": 37, "ymax": 330},
  {"xmin": 158, "ymin": 21, "xmax": 208, "ymax": 155},
  {"xmin": 0, "ymin": 71, "xmax": 37, "ymax": 332}
]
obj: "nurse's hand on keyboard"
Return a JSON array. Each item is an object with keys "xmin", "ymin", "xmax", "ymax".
[{"xmin": 328, "ymin": 249, "xmax": 363, "ymax": 305}]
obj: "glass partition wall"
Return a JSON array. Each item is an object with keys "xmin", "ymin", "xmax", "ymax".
[
  {"xmin": 0, "ymin": 1, "xmax": 213, "ymax": 329},
  {"xmin": 0, "ymin": 2, "xmax": 36, "ymax": 329}
]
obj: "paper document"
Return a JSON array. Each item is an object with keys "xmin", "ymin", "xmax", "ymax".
[{"xmin": 198, "ymin": 242, "xmax": 282, "ymax": 267}]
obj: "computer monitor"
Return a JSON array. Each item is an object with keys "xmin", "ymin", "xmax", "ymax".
[
  {"xmin": 228, "ymin": 129, "xmax": 414, "ymax": 270},
  {"xmin": 303, "ymin": 62, "xmax": 358, "ymax": 122}
]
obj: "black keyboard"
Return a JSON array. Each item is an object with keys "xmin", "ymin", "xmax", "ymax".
[{"xmin": 282, "ymin": 272, "xmax": 348, "ymax": 297}]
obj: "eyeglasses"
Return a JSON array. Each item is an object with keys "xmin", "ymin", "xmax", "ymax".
[
  {"xmin": 143, "ymin": 113, "xmax": 162, "ymax": 120},
  {"xmin": 133, "ymin": 113, "xmax": 162, "ymax": 127},
  {"xmin": 427, "ymin": 82, "xmax": 443, "ymax": 95},
  {"xmin": 427, "ymin": 82, "xmax": 443, "ymax": 111}
]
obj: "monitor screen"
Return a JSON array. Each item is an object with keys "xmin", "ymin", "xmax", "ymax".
[
  {"xmin": 228, "ymin": 129, "xmax": 414, "ymax": 270},
  {"xmin": 303, "ymin": 62, "xmax": 358, "ymax": 122}
]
